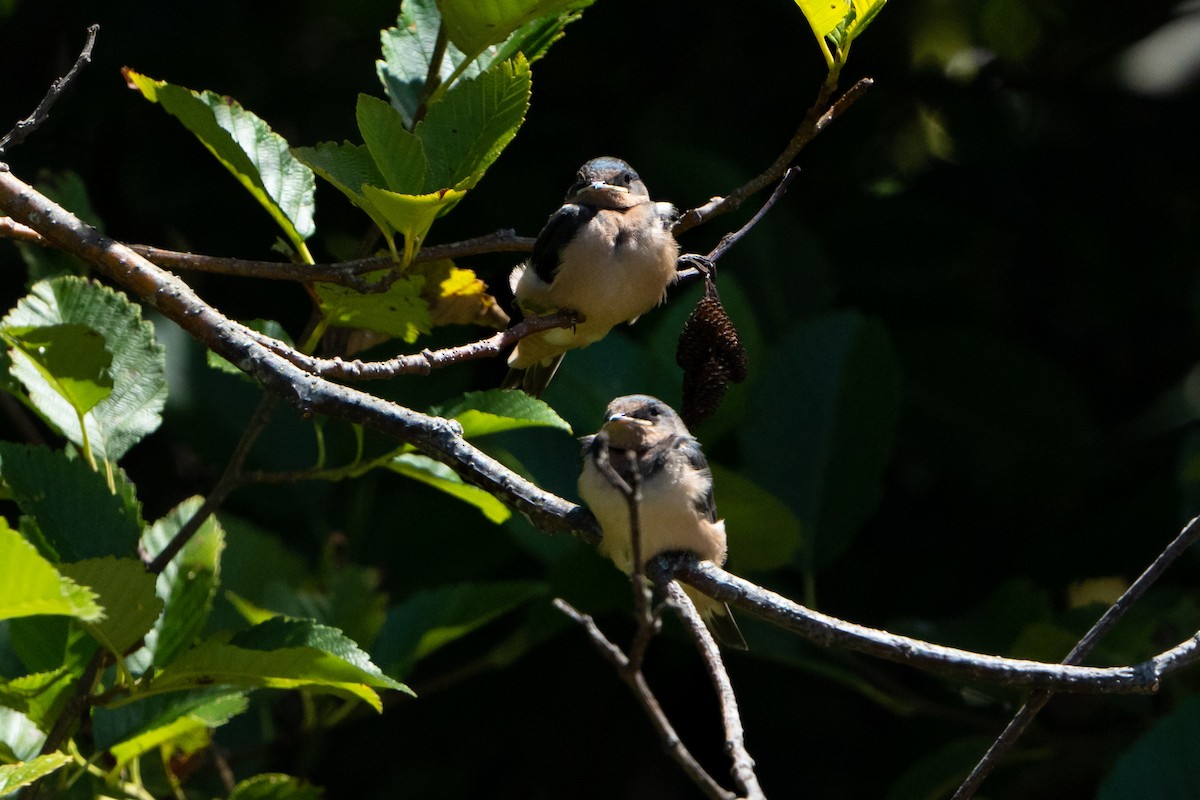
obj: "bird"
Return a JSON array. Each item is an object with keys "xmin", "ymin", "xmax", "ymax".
[
  {"xmin": 578, "ymin": 394, "xmax": 747, "ymax": 650},
  {"xmin": 503, "ymin": 157, "xmax": 680, "ymax": 396}
]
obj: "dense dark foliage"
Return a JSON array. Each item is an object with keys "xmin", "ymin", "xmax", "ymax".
[{"xmin": 3, "ymin": 1, "xmax": 1200, "ymax": 797}]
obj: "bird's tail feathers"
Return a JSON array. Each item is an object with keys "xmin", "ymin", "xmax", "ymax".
[
  {"xmin": 502, "ymin": 354, "xmax": 566, "ymax": 397},
  {"xmin": 683, "ymin": 585, "xmax": 748, "ymax": 651}
]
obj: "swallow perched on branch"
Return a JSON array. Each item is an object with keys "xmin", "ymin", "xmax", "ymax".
[
  {"xmin": 504, "ymin": 157, "xmax": 679, "ymax": 396},
  {"xmin": 578, "ymin": 394, "xmax": 747, "ymax": 650}
]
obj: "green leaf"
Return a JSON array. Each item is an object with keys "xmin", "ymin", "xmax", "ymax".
[
  {"xmin": 438, "ymin": 0, "xmax": 593, "ymax": 60},
  {"xmin": 125, "ymin": 70, "xmax": 316, "ymax": 255},
  {"xmin": 377, "ymin": 0, "xmax": 588, "ymax": 126},
  {"xmin": 142, "ymin": 498, "xmax": 225, "ymax": 668},
  {"xmin": 794, "ymin": 0, "xmax": 852, "ymax": 40},
  {"xmin": 412, "ymin": 259, "xmax": 509, "ymax": 329},
  {"xmin": 150, "ymin": 618, "xmax": 410, "ymax": 712},
  {"xmin": 207, "ymin": 319, "xmax": 292, "ymax": 378},
  {"xmin": 709, "ymin": 466, "xmax": 803, "ymax": 573},
  {"xmin": 356, "ymin": 94, "xmax": 429, "ymax": 194},
  {"xmin": 372, "ymin": 581, "xmax": 547, "ymax": 676},
  {"xmin": 93, "ymin": 688, "xmax": 248, "ymax": 766},
  {"xmin": 359, "ymin": 184, "xmax": 466, "ymax": 263},
  {"xmin": 314, "ymin": 274, "xmax": 432, "ymax": 344},
  {"xmin": 741, "ymin": 311, "xmax": 902, "ymax": 571},
  {"xmin": 0, "ymin": 521, "xmax": 102, "ymax": 622},
  {"xmin": 4, "ymin": 323, "xmax": 112, "ymax": 417},
  {"xmin": 430, "ymin": 389, "xmax": 571, "ymax": 437},
  {"xmin": 418, "ymin": 55, "xmax": 531, "ymax": 191},
  {"xmin": 388, "ymin": 453, "xmax": 511, "ymax": 523},
  {"xmin": 291, "ymin": 141, "xmax": 397, "ymax": 245},
  {"xmin": 1098, "ymin": 695, "xmax": 1200, "ymax": 799},
  {"xmin": 0, "ymin": 670, "xmax": 75, "ymax": 731},
  {"xmin": 0, "ymin": 443, "xmax": 144, "ymax": 561},
  {"xmin": 0, "ymin": 705, "xmax": 50, "ymax": 761},
  {"xmin": 1, "ymin": 277, "xmax": 166, "ymax": 463},
  {"xmin": 377, "ymin": 0, "xmax": 482, "ymax": 127},
  {"xmin": 59, "ymin": 558, "xmax": 162, "ymax": 657},
  {"xmin": 0, "ymin": 752, "xmax": 71, "ymax": 795},
  {"xmin": 227, "ymin": 773, "xmax": 324, "ymax": 800}
]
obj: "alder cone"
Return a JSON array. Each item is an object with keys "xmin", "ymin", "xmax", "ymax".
[{"xmin": 676, "ymin": 289, "xmax": 747, "ymax": 429}]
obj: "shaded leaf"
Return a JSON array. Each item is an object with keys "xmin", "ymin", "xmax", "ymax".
[
  {"xmin": 709, "ymin": 465, "xmax": 803, "ymax": 573},
  {"xmin": 741, "ymin": 311, "xmax": 902, "ymax": 570},
  {"xmin": 372, "ymin": 581, "xmax": 547, "ymax": 675},
  {"xmin": 60, "ymin": 558, "xmax": 162, "ymax": 657},
  {"xmin": 0, "ymin": 442, "xmax": 143, "ymax": 561},
  {"xmin": 228, "ymin": 773, "xmax": 324, "ymax": 800},
  {"xmin": 356, "ymin": 94, "xmax": 428, "ymax": 194},
  {"xmin": 1098, "ymin": 695, "xmax": 1200, "ymax": 800},
  {"xmin": 291, "ymin": 141, "xmax": 397, "ymax": 246},
  {"xmin": 93, "ymin": 687, "xmax": 248, "ymax": 765}
]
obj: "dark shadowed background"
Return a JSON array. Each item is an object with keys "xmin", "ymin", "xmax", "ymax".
[{"xmin": 4, "ymin": 1, "xmax": 1200, "ymax": 797}]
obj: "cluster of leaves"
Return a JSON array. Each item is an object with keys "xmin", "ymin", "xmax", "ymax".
[{"xmin": 0, "ymin": 273, "xmax": 575, "ymax": 796}]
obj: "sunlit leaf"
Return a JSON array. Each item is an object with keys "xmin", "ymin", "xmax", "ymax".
[
  {"xmin": 150, "ymin": 618, "xmax": 410, "ymax": 712},
  {"xmin": 438, "ymin": 0, "xmax": 593, "ymax": 60},
  {"xmin": 140, "ymin": 497, "xmax": 225, "ymax": 667},
  {"xmin": 388, "ymin": 453, "xmax": 512, "ymax": 523},
  {"xmin": 124, "ymin": 69, "xmax": 316, "ymax": 254},
  {"xmin": 3, "ymin": 323, "xmax": 113, "ymax": 416},
  {"xmin": 430, "ymin": 389, "xmax": 571, "ymax": 437},
  {"xmin": 412, "ymin": 260, "xmax": 509, "ymax": 329},
  {"xmin": 314, "ymin": 274, "xmax": 432, "ymax": 344},
  {"xmin": 0, "ymin": 521, "xmax": 102, "ymax": 623},
  {"xmin": 0, "ymin": 752, "xmax": 71, "ymax": 795},
  {"xmin": 1, "ymin": 277, "xmax": 166, "ymax": 463}
]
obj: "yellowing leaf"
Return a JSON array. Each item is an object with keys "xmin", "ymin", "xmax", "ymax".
[
  {"xmin": 795, "ymin": 0, "xmax": 851, "ymax": 39},
  {"xmin": 413, "ymin": 260, "xmax": 509, "ymax": 328}
]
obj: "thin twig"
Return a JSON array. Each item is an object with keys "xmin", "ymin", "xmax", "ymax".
[
  {"xmin": 672, "ymin": 76, "xmax": 872, "ymax": 235},
  {"xmin": 249, "ymin": 311, "xmax": 579, "ymax": 381},
  {"xmin": 0, "ymin": 220, "xmax": 535, "ymax": 288},
  {"xmin": 145, "ymin": 395, "xmax": 280, "ymax": 574},
  {"xmin": 0, "ymin": 24, "xmax": 99, "ymax": 155},
  {"xmin": 676, "ymin": 168, "xmax": 802, "ymax": 283},
  {"xmin": 950, "ymin": 513, "xmax": 1200, "ymax": 799},
  {"xmin": 554, "ymin": 599, "xmax": 735, "ymax": 800},
  {"xmin": 662, "ymin": 581, "xmax": 765, "ymax": 800}
]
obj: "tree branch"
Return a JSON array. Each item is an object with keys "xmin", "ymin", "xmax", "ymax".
[
  {"xmin": 6, "ymin": 164, "xmax": 1200, "ymax": 705},
  {"xmin": 950, "ymin": 512, "xmax": 1200, "ymax": 798},
  {"xmin": 661, "ymin": 581, "xmax": 765, "ymax": 800},
  {"xmin": 0, "ymin": 24, "xmax": 98, "ymax": 155},
  {"xmin": 0, "ymin": 219, "xmax": 535, "ymax": 289}
]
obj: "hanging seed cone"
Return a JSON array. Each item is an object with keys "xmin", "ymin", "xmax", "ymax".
[{"xmin": 676, "ymin": 273, "xmax": 748, "ymax": 429}]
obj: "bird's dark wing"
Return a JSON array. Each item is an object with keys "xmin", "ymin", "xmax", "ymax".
[
  {"xmin": 678, "ymin": 437, "xmax": 719, "ymax": 523},
  {"xmin": 531, "ymin": 203, "xmax": 597, "ymax": 284}
]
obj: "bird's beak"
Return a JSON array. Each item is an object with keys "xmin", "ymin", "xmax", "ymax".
[
  {"xmin": 577, "ymin": 180, "xmax": 629, "ymax": 196},
  {"xmin": 603, "ymin": 413, "xmax": 651, "ymax": 431}
]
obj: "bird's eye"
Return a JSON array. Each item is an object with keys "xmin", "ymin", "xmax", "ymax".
[
  {"xmin": 647, "ymin": 406, "xmax": 660, "ymax": 417},
  {"xmin": 615, "ymin": 171, "xmax": 633, "ymax": 186}
]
